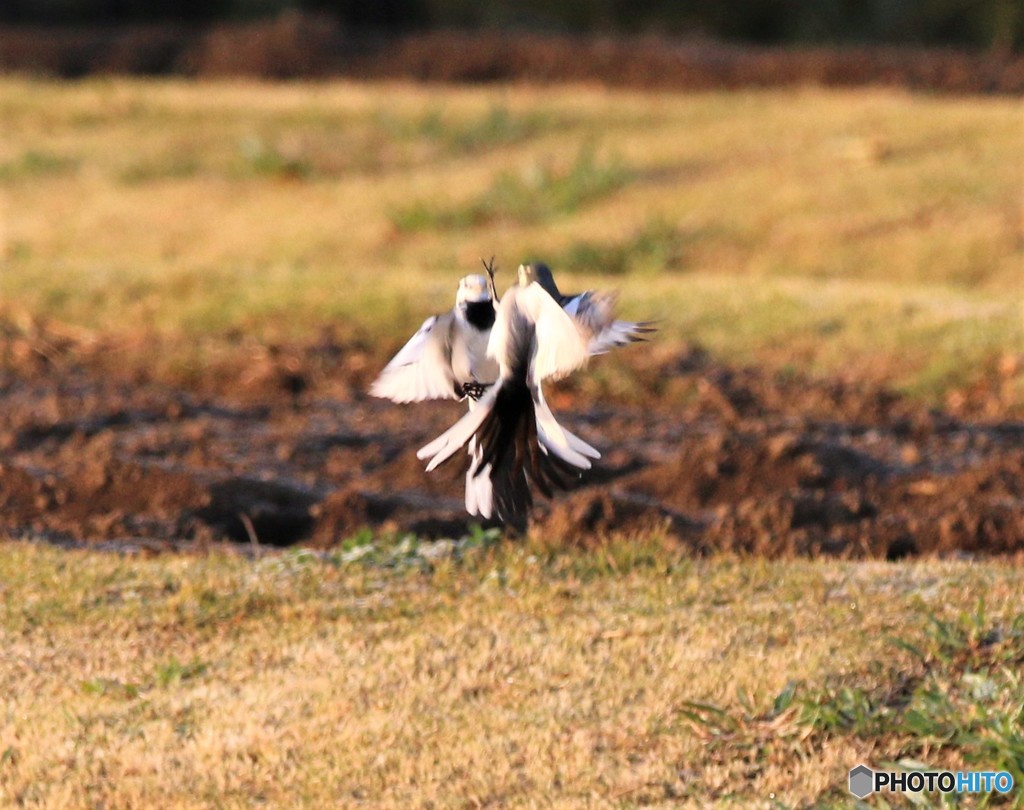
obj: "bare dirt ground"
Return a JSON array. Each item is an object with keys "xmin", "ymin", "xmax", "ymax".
[{"xmin": 3, "ymin": 321, "xmax": 1022, "ymax": 559}]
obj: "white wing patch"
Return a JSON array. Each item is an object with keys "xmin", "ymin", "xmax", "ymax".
[
  {"xmin": 369, "ymin": 315, "xmax": 458, "ymax": 403},
  {"xmin": 488, "ymin": 283, "xmax": 590, "ymax": 384}
]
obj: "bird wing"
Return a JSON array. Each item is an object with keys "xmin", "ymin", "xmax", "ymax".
[
  {"xmin": 586, "ymin": 319, "xmax": 656, "ymax": 354},
  {"xmin": 534, "ymin": 384, "xmax": 600, "ymax": 468},
  {"xmin": 369, "ymin": 314, "xmax": 459, "ymax": 403},
  {"xmin": 489, "ymin": 283, "xmax": 590, "ymax": 383},
  {"xmin": 563, "ymin": 291, "xmax": 656, "ymax": 356}
]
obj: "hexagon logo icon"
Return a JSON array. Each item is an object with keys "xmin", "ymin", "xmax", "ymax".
[{"xmin": 849, "ymin": 764, "xmax": 874, "ymax": 798}]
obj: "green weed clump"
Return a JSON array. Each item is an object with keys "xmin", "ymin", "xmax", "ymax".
[
  {"xmin": 679, "ymin": 601, "xmax": 1024, "ymax": 803},
  {"xmin": 801, "ymin": 606, "xmax": 1024, "ymax": 781}
]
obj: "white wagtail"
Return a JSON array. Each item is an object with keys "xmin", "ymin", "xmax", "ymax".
[
  {"xmin": 417, "ymin": 263, "xmax": 650, "ymax": 528},
  {"xmin": 369, "ymin": 273, "xmax": 498, "ymax": 404},
  {"xmin": 370, "ymin": 272, "xmax": 501, "ymax": 516}
]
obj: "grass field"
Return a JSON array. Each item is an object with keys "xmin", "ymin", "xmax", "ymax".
[
  {"xmin": 2, "ymin": 77, "xmax": 1024, "ymax": 807},
  {"xmin": 2, "ymin": 540, "xmax": 1024, "ymax": 808},
  {"xmin": 1, "ymin": 77, "xmax": 1022, "ymax": 402}
]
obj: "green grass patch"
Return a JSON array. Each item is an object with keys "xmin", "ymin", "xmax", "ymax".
[
  {"xmin": 800, "ymin": 605, "xmax": 1024, "ymax": 780},
  {"xmin": 118, "ymin": 155, "xmax": 202, "ymax": 185},
  {"xmin": 0, "ymin": 149, "xmax": 78, "ymax": 182},
  {"xmin": 391, "ymin": 145, "xmax": 635, "ymax": 231},
  {"xmin": 155, "ymin": 658, "xmax": 209, "ymax": 689},
  {"xmin": 549, "ymin": 217, "xmax": 689, "ymax": 275},
  {"xmin": 678, "ymin": 601, "xmax": 1024, "ymax": 805},
  {"xmin": 378, "ymin": 103, "xmax": 559, "ymax": 155},
  {"xmin": 238, "ymin": 135, "xmax": 314, "ymax": 179},
  {"xmin": 81, "ymin": 677, "xmax": 143, "ymax": 701}
]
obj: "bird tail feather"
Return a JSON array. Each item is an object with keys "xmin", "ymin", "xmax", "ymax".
[
  {"xmin": 465, "ymin": 436, "xmax": 493, "ymax": 519},
  {"xmin": 416, "ymin": 385, "xmax": 496, "ymax": 471},
  {"xmin": 472, "ymin": 378, "xmax": 590, "ymax": 527}
]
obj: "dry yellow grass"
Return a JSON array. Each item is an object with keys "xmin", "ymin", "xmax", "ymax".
[
  {"xmin": 1, "ymin": 77, "xmax": 1022, "ymax": 399},
  {"xmin": 2, "ymin": 540, "xmax": 1023, "ymax": 808}
]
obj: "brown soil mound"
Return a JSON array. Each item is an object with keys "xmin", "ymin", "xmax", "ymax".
[
  {"xmin": 2, "ymin": 17, "xmax": 1022, "ymax": 94},
  {"xmin": 2, "ymin": 321, "xmax": 1022, "ymax": 558}
]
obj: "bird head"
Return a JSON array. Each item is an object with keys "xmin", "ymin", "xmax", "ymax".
[
  {"xmin": 456, "ymin": 274, "xmax": 492, "ymax": 305},
  {"xmin": 517, "ymin": 262, "xmax": 560, "ymax": 297}
]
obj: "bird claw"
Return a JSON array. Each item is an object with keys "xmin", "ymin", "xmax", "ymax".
[{"xmin": 460, "ymin": 381, "xmax": 491, "ymax": 401}]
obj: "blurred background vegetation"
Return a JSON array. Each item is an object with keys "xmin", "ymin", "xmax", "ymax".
[{"xmin": 3, "ymin": 0, "xmax": 1022, "ymax": 51}]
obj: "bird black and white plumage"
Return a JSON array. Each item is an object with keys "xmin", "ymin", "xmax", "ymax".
[
  {"xmin": 417, "ymin": 274, "xmax": 606, "ymax": 529},
  {"xmin": 519, "ymin": 262, "xmax": 656, "ymax": 355},
  {"xmin": 369, "ymin": 274, "xmax": 498, "ymax": 404},
  {"xmin": 370, "ymin": 273, "xmax": 500, "ymax": 517}
]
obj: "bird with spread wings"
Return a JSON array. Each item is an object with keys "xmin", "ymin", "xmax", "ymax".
[{"xmin": 409, "ymin": 262, "xmax": 653, "ymax": 528}]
